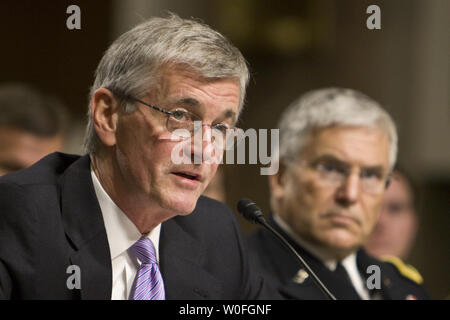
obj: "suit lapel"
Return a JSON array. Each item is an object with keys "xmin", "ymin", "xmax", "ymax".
[
  {"xmin": 159, "ymin": 217, "xmax": 222, "ymax": 299},
  {"xmin": 60, "ymin": 155, "xmax": 112, "ymax": 299}
]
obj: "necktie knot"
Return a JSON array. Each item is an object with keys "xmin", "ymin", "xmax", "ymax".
[
  {"xmin": 130, "ymin": 236, "xmax": 157, "ymax": 265},
  {"xmin": 334, "ymin": 262, "xmax": 347, "ymax": 274}
]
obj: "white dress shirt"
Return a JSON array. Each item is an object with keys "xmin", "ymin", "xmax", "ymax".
[
  {"xmin": 91, "ymin": 169, "xmax": 161, "ymax": 300},
  {"xmin": 273, "ymin": 214, "xmax": 370, "ymax": 300}
]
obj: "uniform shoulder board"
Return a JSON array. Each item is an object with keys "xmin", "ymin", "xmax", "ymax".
[{"xmin": 381, "ymin": 255, "xmax": 424, "ymax": 285}]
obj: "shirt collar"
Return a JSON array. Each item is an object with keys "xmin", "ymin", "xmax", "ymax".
[
  {"xmin": 341, "ymin": 252, "xmax": 358, "ymax": 275},
  {"xmin": 90, "ymin": 167, "xmax": 161, "ymax": 261}
]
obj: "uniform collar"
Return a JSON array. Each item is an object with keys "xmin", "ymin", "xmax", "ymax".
[
  {"xmin": 273, "ymin": 213, "xmax": 339, "ymax": 270},
  {"xmin": 273, "ymin": 213, "xmax": 359, "ymax": 272},
  {"xmin": 272, "ymin": 213, "xmax": 370, "ymax": 299}
]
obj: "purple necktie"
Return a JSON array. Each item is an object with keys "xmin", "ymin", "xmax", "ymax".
[{"xmin": 129, "ymin": 236, "xmax": 165, "ymax": 300}]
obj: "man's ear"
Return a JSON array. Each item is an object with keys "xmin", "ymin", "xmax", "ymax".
[
  {"xmin": 91, "ymin": 88, "xmax": 120, "ymax": 148},
  {"xmin": 268, "ymin": 161, "xmax": 287, "ymax": 200}
]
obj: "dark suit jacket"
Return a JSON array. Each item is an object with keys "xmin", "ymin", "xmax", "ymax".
[
  {"xmin": 247, "ymin": 215, "xmax": 430, "ymax": 300},
  {"xmin": 0, "ymin": 153, "xmax": 275, "ymax": 299}
]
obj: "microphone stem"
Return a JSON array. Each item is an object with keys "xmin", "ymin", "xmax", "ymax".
[{"xmin": 261, "ymin": 220, "xmax": 337, "ymax": 300}]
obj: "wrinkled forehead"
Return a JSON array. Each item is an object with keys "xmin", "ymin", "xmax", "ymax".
[
  {"xmin": 151, "ymin": 64, "xmax": 242, "ymax": 105},
  {"xmin": 300, "ymin": 125, "xmax": 391, "ymax": 168},
  {"xmin": 147, "ymin": 66, "xmax": 241, "ymax": 120}
]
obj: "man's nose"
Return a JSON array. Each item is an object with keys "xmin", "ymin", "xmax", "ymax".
[
  {"xmin": 190, "ymin": 124, "xmax": 215, "ymax": 164},
  {"xmin": 336, "ymin": 173, "xmax": 360, "ymax": 206}
]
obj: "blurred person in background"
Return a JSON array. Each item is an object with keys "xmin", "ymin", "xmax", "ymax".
[
  {"xmin": 364, "ymin": 168, "xmax": 426, "ymax": 296},
  {"xmin": 0, "ymin": 83, "xmax": 69, "ymax": 176},
  {"xmin": 365, "ymin": 168, "xmax": 419, "ymax": 261}
]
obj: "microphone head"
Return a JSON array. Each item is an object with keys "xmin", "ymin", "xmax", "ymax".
[{"xmin": 237, "ymin": 199, "xmax": 266, "ymax": 224}]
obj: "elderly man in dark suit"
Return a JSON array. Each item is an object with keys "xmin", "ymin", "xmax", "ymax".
[
  {"xmin": 247, "ymin": 88, "xmax": 430, "ymax": 300},
  {"xmin": 0, "ymin": 14, "xmax": 276, "ymax": 300}
]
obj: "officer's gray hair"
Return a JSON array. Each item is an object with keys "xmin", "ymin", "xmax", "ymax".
[
  {"xmin": 83, "ymin": 13, "xmax": 249, "ymax": 154},
  {"xmin": 276, "ymin": 87, "xmax": 398, "ymax": 171}
]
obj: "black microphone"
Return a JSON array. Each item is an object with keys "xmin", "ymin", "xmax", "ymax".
[{"xmin": 237, "ymin": 198, "xmax": 337, "ymax": 300}]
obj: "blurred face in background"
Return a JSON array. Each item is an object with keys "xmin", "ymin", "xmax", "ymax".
[
  {"xmin": 0, "ymin": 127, "xmax": 63, "ymax": 176},
  {"xmin": 271, "ymin": 126, "xmax": 391, "ymax": 260},
  {"xmin": 364, "ymin": 171, "xmax": 418, "ymax": 259}
]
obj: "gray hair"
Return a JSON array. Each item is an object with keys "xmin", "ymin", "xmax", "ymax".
[
  {"xmin": 84, "ymin": 13, "xmax": 249, "ymax": 154},
  {"xmin": 276, "ymin": 87, "xmax": 398, "ymax": 171}
]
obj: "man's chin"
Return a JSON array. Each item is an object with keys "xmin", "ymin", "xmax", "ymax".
[
  {"xmin": 322, "ymin": 231, "xmax": 362, "ymax": 255},
  {"xmin": 166, "ymin": 197, "xmax": 199, "ymax": 216}
]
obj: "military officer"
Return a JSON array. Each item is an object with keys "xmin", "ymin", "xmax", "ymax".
[{"xmin": 247, "ymin": 88, "xmax": 429, "ymax": 300}]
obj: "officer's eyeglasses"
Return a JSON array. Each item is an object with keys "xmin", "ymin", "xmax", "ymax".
[{"xmin": 303, "ymin": 158, "xmax": 389, "ymax": 195}]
